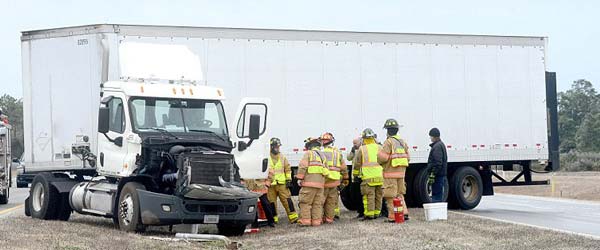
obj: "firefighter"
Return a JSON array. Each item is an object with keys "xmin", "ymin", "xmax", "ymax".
[
  {"xmin": 296, "ymin": 137, "xmax": 329, "ymax": 226},
  {"xmin": 266, "ymin": 137, "xmax": 299, "ymax": 224},
  {"xmin": 243, "ymin": 179, "xmax": 276, "ymax": 227},
  {"xmin": 347, "ymin": 137, "xmax": 364, "ymax": 218},
  {"xmin": 378, "ymin": 118, "xmax": 410, "ymax": 222},
  {"xmin": 319, "ymin": 132, "xmax": 349, "ymax": 223},
  {"xmin": 354, "ymin": 128, "xmax": 384, "ymax": 220}
]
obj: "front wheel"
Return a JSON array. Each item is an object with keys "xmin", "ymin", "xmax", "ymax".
[
  {"xmin": 217, "ymin": 223, "xmax": 247, "ymax": 236},
  {"xmin": 117, "ymin": 182, "xmax": 147, "ymax": 232},
  {"xmin": 448, "ymin": 166, "xmax": 483, "ymax": 210}
]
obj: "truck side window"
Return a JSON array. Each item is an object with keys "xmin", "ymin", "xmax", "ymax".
[{"xmin": 108, "ymin": 98, "xmax": 125, "ymax": 133}]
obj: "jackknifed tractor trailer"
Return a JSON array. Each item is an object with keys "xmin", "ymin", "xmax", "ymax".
[{"xmin": 21, "ymin": 24, "xmax": 559, "ymax": 230}]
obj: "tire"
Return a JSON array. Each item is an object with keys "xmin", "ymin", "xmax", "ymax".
[
  {"xmin": 217, "ymin": 223, "xmax": 247, "ymax": 236},
  {"xmin": 56, "ymin": 193, "xmax": 72, "ymax": 221},
  {"xmin": 30, "ymin": 173, "xmax": 60, "ymax": 220},
  {"xmin": 448, "ymin": 166, "xmax": 483, "ymax": 210},
  {"xmin": 412, "ymin": 166, "xmax": 448, "ymax": 206},
  {"xmin": 24, "ymin": 196, "xmax": 31, "ymax": 216},
  {"xmin": 117, "ymin": 182, "xmax": 147, "ymax": 232},
  {"xmin": 0, "ymin": 193, "xmax": 7, "ymax": 204},
  {"xmin": 340, "ymin": 184, "xmax": 358, "ymax": 211}
]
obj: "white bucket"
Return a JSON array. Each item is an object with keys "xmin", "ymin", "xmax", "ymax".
[{"xmin": 423, "ymin": 202, "xmax": 448, "ymax": 221}]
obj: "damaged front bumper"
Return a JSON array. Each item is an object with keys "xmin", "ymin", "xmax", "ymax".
[{"xmin": 138, "ymin": 185, "xmax": 259, "ymax": 226}]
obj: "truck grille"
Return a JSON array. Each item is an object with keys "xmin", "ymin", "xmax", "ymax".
[{"xmin": 186, "ymin": 152, "xmax": 234, "ymax": 186}]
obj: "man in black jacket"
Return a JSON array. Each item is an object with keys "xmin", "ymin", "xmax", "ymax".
[{"xmin": 427, "ymin": 128, "xmax": 447, "ymax": 202}]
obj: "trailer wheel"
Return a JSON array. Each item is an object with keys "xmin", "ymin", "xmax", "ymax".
[
  {"xmin": 340, "ymin": 184, "xmax": 358, "ymax": 211},
  {"xmin": 217, "ymin": 223, "xmax": 247, "ymax": 236},
  {"xmin": 117, "ymin": 182, "xmax": 146, "ymax": 232},
  {"xmin": 30, "ymin": 174, "xmax": 60, "ymax": 220},
  {"xmin": 413, "ymin": 166, "xmax": 448, "ymax": 206},
  {"xmin": 24, "ymin": 196, "xmax": 31, "ymax": 216},
  {"xmin": 448, "ymin": 166, "xmax": 483, "ymax": 210}
]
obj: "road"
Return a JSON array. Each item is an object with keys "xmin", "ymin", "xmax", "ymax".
[
  {"xmin": 0, "ymin": 187, "xmax": 28, "ymax": 217},
  {"xmin": 456, "ymin": 193, "xmax": 600, "ymax": 239}
]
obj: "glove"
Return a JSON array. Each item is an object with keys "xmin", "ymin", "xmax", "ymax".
[
  {"xmin": 297, "ymin": 180, "xmax": 303, "ymax": 187},
  {"xmin": 286, "ymin": 180, "xmax": 293, "ymax": 189}
]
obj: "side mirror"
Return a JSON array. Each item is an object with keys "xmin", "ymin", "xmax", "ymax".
[
  {"xmin": 98, "ymin": 107, "xmax": 110, "ymax": 134},
  {"xmin": 248, "ymin": 114, "xmax": 260, "ymax": 140}
]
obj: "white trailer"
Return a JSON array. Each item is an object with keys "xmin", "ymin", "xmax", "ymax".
[{"xmin": 21, "ymin": 24, "xmax": 559, "ymax": 211}]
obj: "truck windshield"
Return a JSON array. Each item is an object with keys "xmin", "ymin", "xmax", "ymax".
[{"xmin": 130, "ymin": 98, "xmax": 228, "ymax": 137}]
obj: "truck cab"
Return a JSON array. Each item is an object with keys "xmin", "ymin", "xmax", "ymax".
[{"xmin": 27, "ymin": 79, "xmax": 271, "ymax": 235}]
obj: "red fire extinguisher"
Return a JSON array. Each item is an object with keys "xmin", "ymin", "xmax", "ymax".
[{"xmin": 393, "ymin": 197, "xmax": 405, "ymax": 223}]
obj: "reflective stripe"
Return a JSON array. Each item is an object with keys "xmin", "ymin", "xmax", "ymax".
[
  {"xmin": 296, "ymin": 174, "xmax": 305, "ymax": 179},
  {"xmin": 308, "ymin": 166, "xmax": 325, "ymax": 174},
  {"xmin": 383, "ymin": 171, "xmax": 405, "ymax": 178},
  {"xmin": 301, "ymin": 181, "xmax": 325, "ymax": 188},
  {"xmin": 324, "ymin": 180, "xmax": 341, "ymax": 188}
]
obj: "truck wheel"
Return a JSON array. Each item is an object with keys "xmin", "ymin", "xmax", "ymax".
[
  {"xmin": 0, "ymin": 193, "xmax": 7, "ymax": 204},
  {"xmin": 117, "ymin": 182, "xmax": 146, "ymax": 232},
  {"xmin": 217, "ymin": 223, "xmax": 247, "ymax": 236},
  {"xmin": 30, "ymin": 174, "xmax": 60, "ymax": 220},
  {"xmin": 413, "ymin": 166, "xmax": 448, "ymax": 206},
  {"xmin": 340, "ymin": 185, "xmax": 357, "ymax": 211},
  {"xmin": 24, "ymin": 196, "xmax": 31, "ymax": 216},
  {"xmin": 448, "ymin": 166, "xmax": 483, "ymax": 210}
]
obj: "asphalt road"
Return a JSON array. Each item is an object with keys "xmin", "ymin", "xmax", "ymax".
[
  {"xmin": 0, "ymin": 187, "xmax": 28, "ymax": 218},
  {"xmin": 456, "ymin": 193, "xmax": 600, "ymax": 239}
]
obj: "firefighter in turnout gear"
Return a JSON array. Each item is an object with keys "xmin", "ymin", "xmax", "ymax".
[
  {"xmin": 319, "ymin": 132, "xmax": 349, "ymax": 223},
  {"xmin": 296, "ymin": 137, "xmax": 329, "ymax": 226},
  {"xmin": 266, "ymin": 137, "xmax": 299, "ymax": 224},
  {"xmin": 354, "ymin": 128, "xmax": 384, "ymax": 220},
  {"xmin": 378, "ymin": 118, "xmax": 411, "ymax": 222}
]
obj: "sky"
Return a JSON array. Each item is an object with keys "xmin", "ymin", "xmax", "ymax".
[{"xmin": 0, "ymin": 0, "xmax": 598, "ymax": 98}]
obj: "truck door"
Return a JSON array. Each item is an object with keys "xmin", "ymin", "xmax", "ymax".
[
  {"xmin": 97, "ymin": 94, "xmax": 129, "ymax": 176},
  {"xmin": 231, "ymin": 98, "xmax": 271, "ymax": 179}
]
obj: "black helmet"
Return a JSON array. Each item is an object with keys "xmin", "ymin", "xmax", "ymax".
[
  {"xmin": 270, "ymin": 137, "xmax": 282, "ymax": 146},
  {"xmin": 304, "ymin": 137, "xmax": 321, "ymax": 149},
  {"xmin": 383, "ymin": 118, "xmax": 399, "ymax": 129},
  {"xmin": 429, "ymin": 128, "xmax": 441, "ymax": 137}
]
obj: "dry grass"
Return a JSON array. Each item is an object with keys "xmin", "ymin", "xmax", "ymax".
[
  {"xmin": 494, "ymin": 171, "xmax": 600, "ymax": 201},
  {"xmin": 2, "ymin": 204, "xmax": 598, "ymax": 250}
]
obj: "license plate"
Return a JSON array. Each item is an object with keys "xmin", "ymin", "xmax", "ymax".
[{"xmin": 204, "ymin": 215, "xmax": 220, "ymax": 224}]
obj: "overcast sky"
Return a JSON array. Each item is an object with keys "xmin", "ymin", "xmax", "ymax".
[{"xmin": 0, "ymin": 0, "xmax": 598, "ymax": 98}]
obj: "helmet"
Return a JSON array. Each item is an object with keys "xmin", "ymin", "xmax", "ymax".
[
  {"xmin": 361, "ymin": 128, "xmax": 376, "ymax": 139},
  {"xmin": 320, "ymin": 132, "xmax": 335, "ymax": 145},
  {"xmin": 304, "ymin": 137, "xmax": 321, "ymax": 149},
  {"xmin": 383, "ymin": 118, "xmax": 399, "ymax": 129},
  {"xmin": 270, "ymin": 137, "xmax": 282, "ymax": 146}
]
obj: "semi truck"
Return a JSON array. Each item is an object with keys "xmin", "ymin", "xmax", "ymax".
[
  {"xmin": 21, "ymin": 26, "xmax": 273, "ymax": 235},
  {"xmin": 20, "ymin": 25, "xmax": 558, "ymax": 224}
]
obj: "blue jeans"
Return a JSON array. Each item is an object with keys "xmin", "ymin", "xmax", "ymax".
[{"xmin": 431, "ymin": 175, "xmax": 446, "ymax": 202}]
